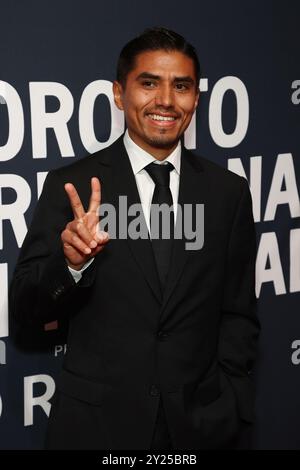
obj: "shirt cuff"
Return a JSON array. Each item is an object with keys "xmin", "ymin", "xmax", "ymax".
[{"xmin": 68, "ymin": 258, "xmax": 95, "ymax": 283}]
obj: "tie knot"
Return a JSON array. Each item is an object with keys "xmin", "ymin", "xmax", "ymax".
[{"xmin": 145, "ymin": 161, "xmax": 174, "ymax": 187}]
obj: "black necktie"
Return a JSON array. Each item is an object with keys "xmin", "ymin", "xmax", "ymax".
[{"xmin": 145, "ymin": 162, "xmax": 175, "ymax": 291}]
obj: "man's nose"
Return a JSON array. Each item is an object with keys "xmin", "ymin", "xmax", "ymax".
[{"xmin": 155, "ymin": 83, "xmax": 174, "ymax": 108}]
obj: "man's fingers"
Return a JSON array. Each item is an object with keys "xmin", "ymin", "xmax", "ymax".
[
  {"xmin": 62, "ymin": 228, "xmax": 92, "ymax": 255},
  {"xmin": 94, "ymin": 230, "xmax": 110, "ymax": 244},
  {"xmin": 64, "ymin": 183, "xmax": 85, "ymax": 219},
  {"xmin": 91, "ymin": 244, "xmax": 106, "ymax": 255},
  {"xmin": 76, "ymin": 220, "xmax": 98, "ymax": 249},
  {"xmin": 88, "ymin": 177, "xmax": 101, "ymax": 214}
]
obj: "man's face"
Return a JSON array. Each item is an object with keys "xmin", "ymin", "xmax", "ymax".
[{"xmin": 113, "ymin": 50, "xmax": 199, "ymax": 157}]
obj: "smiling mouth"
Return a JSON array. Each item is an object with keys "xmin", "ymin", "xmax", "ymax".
[{"xmin": 146, "ymin": 113, "xmax": 178, "ymax": 125}]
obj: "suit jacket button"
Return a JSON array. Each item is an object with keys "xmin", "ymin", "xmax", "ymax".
[
  {"xmin": 149, "ymin": 384, "xmax": 160, "ymax": 397},
  {"xmin": 157, "ymin": 330, "xmax": 169, "ymax": 341},
  {"xmin": 51, "ymin": 290, "xmax": 59, "ymax": 300}
]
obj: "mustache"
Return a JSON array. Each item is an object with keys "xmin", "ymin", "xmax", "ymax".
[{"xmin": 145, "ymin": 109, "xmax": 180, "ymax": 118}]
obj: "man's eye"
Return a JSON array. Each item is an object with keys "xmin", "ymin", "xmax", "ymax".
[
  {"xmin": 142, "ymin": 81, "xmax": 156, "ymax": 88},
  {"xmin": 175, "ymin": 83, "xmax": 188, "ymax": 91}
]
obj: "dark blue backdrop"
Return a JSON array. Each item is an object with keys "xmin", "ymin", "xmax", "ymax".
[{"xmin": 0, "ymin": 0, "xmax": 299, "ymax": 449}]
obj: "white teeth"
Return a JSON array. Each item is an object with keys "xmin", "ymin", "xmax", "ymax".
[{"xmin": 148, "ymin": 114, "xmax": 176, "ymax": 121}]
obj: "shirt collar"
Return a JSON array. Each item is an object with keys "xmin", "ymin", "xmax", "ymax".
[{"xmin": 123, "ymin": 129, "xmax": 181, "ymax": 176}]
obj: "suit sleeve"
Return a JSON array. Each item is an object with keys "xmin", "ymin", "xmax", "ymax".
[
  {"xmin": 218, "ymin": 177, "xmax": 260, "ymax": 422},
  {"xmin": 9, "ymin": 169, "xmax": 97, "ymax": 327}
]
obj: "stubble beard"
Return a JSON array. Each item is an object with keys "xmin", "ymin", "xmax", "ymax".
[{"xmin": 144, "ymin": 128, "xmax": 180, "ymax": 149}]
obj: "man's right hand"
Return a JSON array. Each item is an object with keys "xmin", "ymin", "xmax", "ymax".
[{"xmin": 61, "ymin": 177, "xmax": 109, "ymax": 270}]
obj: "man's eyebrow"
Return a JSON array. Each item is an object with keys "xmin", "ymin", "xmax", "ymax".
[
  {"xmin": 173, "ymin": 76, "xmax": 195, "ymax": 85},
  {"xmin": 136, "ymin": 72, "xmax": 160, "ymax": 80},
  {"xmin": 136, "ymin": 72, "xmax": 195, "ymax": 85}
]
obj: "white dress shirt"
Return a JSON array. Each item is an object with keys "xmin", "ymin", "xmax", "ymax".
[{"xmin": 68, "ymin": 129, "xmax": 181, "ymax": 283}]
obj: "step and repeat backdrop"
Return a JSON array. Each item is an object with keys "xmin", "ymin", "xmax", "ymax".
[{"xmin": 0, "ymin": 0, "xmax": 299, "ymax": 449}]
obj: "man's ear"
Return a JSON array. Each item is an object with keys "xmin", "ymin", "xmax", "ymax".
[{"xmin": 113, "ymin": 81, "xmax": 124, "ymax": 110}]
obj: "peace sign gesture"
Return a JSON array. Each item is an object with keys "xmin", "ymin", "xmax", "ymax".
[{"xmin": 61, "ymin": 177, "xmax": 109, "ymax": 270}]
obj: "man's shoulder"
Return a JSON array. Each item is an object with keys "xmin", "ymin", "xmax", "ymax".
[
  {"xmin": 185, "ymin": 148, "xmax": 248, "ymax": 194},
  {"xmin": 49, "ymin": 136, "xmax": 123, "ymax": 181}
]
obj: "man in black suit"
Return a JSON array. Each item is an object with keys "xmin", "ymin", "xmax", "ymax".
[{"xmin": 9, "ymin": 27, "xmax": 260, "ymax": 450}]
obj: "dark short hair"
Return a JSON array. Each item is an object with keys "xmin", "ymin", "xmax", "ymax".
[{"xmin": 116, "ymin": 27, "xmax": 201, "ymax": 89}]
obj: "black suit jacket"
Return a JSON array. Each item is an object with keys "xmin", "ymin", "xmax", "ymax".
[{"xmin": 9, "ymin": 135, "xmax": 260, "ymax": 449}]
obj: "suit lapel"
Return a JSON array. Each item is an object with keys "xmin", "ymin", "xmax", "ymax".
[{"xmin": 96, "ymin": 136, "xmax": 162, "ymax": 304}]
